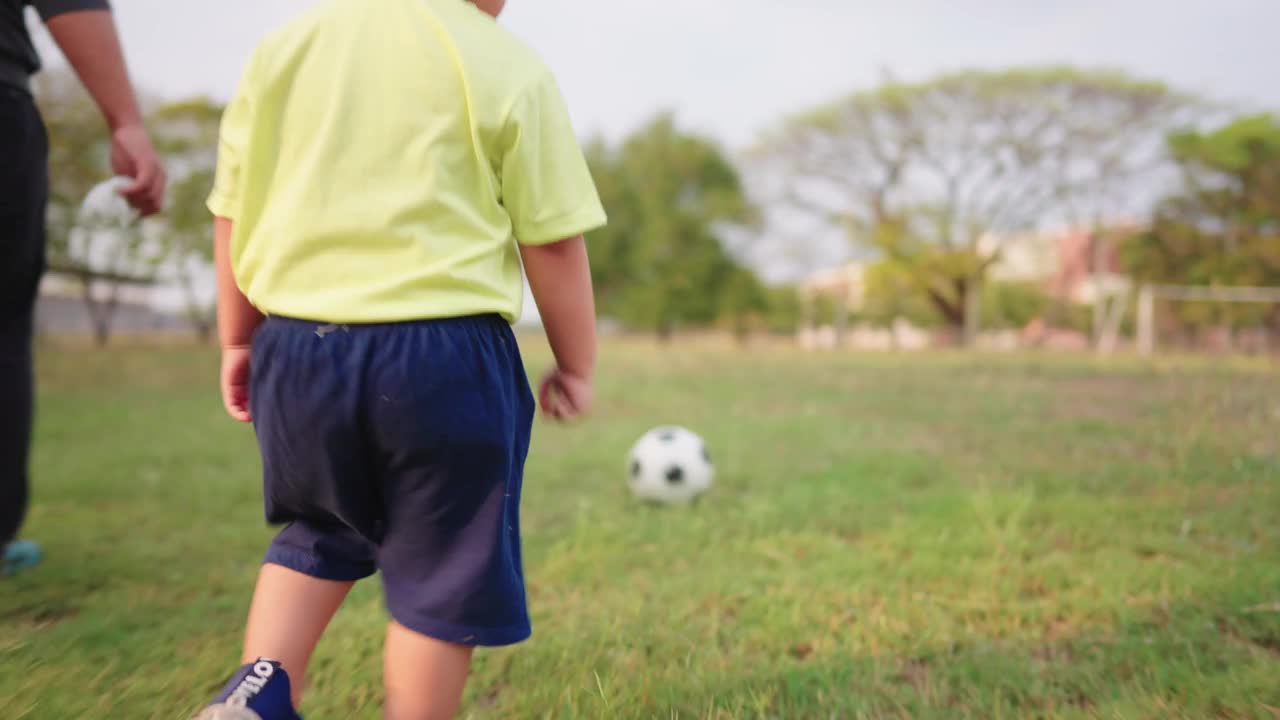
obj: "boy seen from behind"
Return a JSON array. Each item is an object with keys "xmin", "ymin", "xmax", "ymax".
[{"xmin": 198, "ymin": 0, "xmax": 604, "ymax": 718}]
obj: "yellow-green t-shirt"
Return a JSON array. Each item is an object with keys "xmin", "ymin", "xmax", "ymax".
[{"xmin": 207, "ymin": 0, "xmax": 606, "ymax": 324}]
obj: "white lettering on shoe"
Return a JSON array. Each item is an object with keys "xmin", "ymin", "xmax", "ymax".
[{"xmin": 226, "ymin": 661, "xmax": 276, "ymax": 708}]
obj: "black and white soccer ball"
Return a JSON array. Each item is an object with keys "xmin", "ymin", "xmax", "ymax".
[{"xmin": 627, "ymin": 426, "xmax": 714, "ymax": 504}]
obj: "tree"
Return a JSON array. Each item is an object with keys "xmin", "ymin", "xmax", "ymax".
[
  {"xmin": 35, "ymin": 69, "xmax": 106, "ymax": 256},
  {"xmin": 981, "ymin": 281, "xmax": 1050, "ymax": 331},
  {"xmin": 35, "ymin": 69, "xmax": 161, "ymax": 345},
  {"xmin": 861, "ymin": 259, "xmax": 941, "ymax": 330},
  {"xmin": 1122, "ymin": 114, "xmax": 1280, "ymax": 335},
  {"xmin": 755, "ymin": 67, "xmax": 1199, "ymax": 345},
  {"xmin": 159, "ymin": 167, "xmax": 217, "ymax": 341},
  {"xmin": 717, "ymin": 267, "xmax": 770, "ymax": 342},
  {"xmin": 150, "ymin": 98, "xmax": 224, "ymax": 342},
  {"xmin": 760, "ymin": 285, "xmax": 803, "ymax": 335},
  {"xmin": 66, "ymin": 208, "xmax": 165, "ymax": 345},
  {"xmin": 586, "ymin": 115, "xmax": 760, "ymax": 338}
]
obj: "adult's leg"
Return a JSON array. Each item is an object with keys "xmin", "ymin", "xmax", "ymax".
[
  {"xmin": 0, "ymin": 87, "xmax": 48, "ymax": 552},
  {"xmin": 0, "ymin": 321, "xmax": 34, "ymax": 548}
]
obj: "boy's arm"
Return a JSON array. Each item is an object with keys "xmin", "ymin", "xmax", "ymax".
[
  {"xmin": 215, "ymin": 217, "xmax": 262, "ymax": 423},
  {"xmin": 520, "ymin": 236, "xmax": 596, "ymax": 419},
  {"xmin": 44, "ymin": 6, "xmax": 165, "ymax": 215},
  {"xmin": 214, "ymin": 217, "xmax": 263, "ymax": 349},
  {"xmin": 499, "ymin": 69, "xmax": 604, "ymax": 418}
]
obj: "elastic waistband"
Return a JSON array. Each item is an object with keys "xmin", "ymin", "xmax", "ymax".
[
  {"xmin": 0, "ymin": 64, "xmax": 31, "ymax": 95},
  {"xmin": 263, "ymin": 313, "xmax": 509, "ymax": 335}
]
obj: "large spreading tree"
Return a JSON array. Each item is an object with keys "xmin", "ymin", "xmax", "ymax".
[{"xmin": 755, "ymin": 67, "xmax": 1200, "ymax": 344}]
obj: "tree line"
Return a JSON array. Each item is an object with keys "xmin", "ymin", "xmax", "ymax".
[{"xmin": 35, "ymin": 66, "xmax": 1278, "ymax": 345}]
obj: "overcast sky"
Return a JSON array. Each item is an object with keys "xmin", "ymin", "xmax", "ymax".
[
  {"xmin": 29, "ymin": 0, "xmax": 1280, "ymax": 314},
  {"xmin": 34, "ymin": 0, "xmax": 1280, "ymax": 148}
]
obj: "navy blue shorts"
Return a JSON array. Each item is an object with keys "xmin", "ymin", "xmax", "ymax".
[{"xmin": 249, "ymin": 314, "xmax": 535, "ymax": 646}]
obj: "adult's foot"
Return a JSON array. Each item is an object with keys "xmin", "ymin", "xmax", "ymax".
[{"xmin": 1, "ymin": 540, "xmax": 42, "ymax": 577}]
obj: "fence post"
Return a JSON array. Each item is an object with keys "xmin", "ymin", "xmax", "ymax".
[
  {"xmin": 834, "ymin": 286, "xmax": 849, "ymax": 349},
  {"xmin": 798, "ymin": 288, "xmax": 812, "ymax": 349},
  {"xmin": 1137, "ymin": 285, "xmax": 1155, "ymax": 356},
  {"xmin": 1098, "ymin": 285, "xmax": 1128, "ymax": 356}
]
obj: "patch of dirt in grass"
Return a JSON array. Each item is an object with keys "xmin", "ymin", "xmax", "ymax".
[
  {"xmin": 1217, "ymin": 618, "xmax": 1280, "ymax": 659},
  {"xmin": 1030, "ymin": 640, "xmax": 1076, "ymax": 664},
  {"xmin": 1065, "ymin": 689, "xmax": 1097, "ymax": 711},
  {"xmin": 472, "ymin": 682, "xmax": 509, "ymax": 709},
  {"xmin": 894, "ymin": 657, "xmax": 931, "ymax": 690},
  {"xmin": 0, "ymin": 601, "xmax": 79, "ymax": 628},
  {"xmin": 1041, "ymin": 616, "xmax": 1082, "ymax": 644},
  {"xmin": 1044, "ymin": 377, "xmax": 1155, "ymax": 422},
  {"xmin": 788, "ymin": 642, "xmax": 815, "ymax": 661}
]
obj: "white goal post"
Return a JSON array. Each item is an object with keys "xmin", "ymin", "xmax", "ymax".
[{"xmin": 1136, "ymin": 284, "xmax": 1280, "ymax": 356}]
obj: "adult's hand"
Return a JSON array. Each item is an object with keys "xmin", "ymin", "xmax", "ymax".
[
  {"xmin": 110, "ymin": 123, "xmax": 165, "ymax": 216},
  {"xmin": 46, "ymin": 9, "xmax": 166, "ymax": 215}
]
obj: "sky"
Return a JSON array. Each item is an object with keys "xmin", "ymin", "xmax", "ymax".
[
  {"xmin": 35, "ymin": 0, "xmax": 1280, "ymax": 149},
  {"xmin": 29, "ymin": 0, "xmax": 1280, "ymax": 318}
]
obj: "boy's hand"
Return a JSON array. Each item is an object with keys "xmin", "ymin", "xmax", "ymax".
[
  {"xmin": 520, "ymin": 236, "xmax": 597, "ymax": 423},
  {"xmin": 539, "ymin": 368, "xmax": 592, "ymax": 422},
  {"xmin": 220, "ymin": 346, "xmax": 253, "ymax": 423}
]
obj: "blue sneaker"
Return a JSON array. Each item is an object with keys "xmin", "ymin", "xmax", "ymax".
[
  {"xmin": 194, "ymin": 659, "xmax": 303, "ymax": 720},
  {"xmin": 1, "ymin": 540, "xmax": 42, "ymax": 577}
]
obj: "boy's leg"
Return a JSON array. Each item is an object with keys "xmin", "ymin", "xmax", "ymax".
[
  {"xmin": 368, "ymin": 315, "xmax": 538, "ymax": 719},
  {"xmin": 241, "ymin": 563, "xmax": 355, "ymax": 707},
  {"xmin": 235, "ymin": 317, "xmax": 383, "ymax": 708},
  {"xmin": 382, "ymin": 622, "xmax": 473, "ymax": 720}
]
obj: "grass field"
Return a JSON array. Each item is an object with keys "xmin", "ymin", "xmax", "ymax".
[{"xmin": 2, "ymin": 340, "xmax": 1278, "ymax": 719}]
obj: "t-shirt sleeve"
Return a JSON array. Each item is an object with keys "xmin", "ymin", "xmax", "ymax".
[
  {"xmin": 206, "ymin": 52, "xmax": 258, "ymax": 220},
  {"xmin": 32, "ymin": 0, "xmax": 110, "ymax": 20},
  {"xmin": 500, "ymin": 69, "xmax": 607, "ymax": 246}
]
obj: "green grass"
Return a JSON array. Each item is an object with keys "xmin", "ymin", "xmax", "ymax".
[{"xmin": 2, "ymin": 340, "xmax": 1278, "ymax": 719}]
